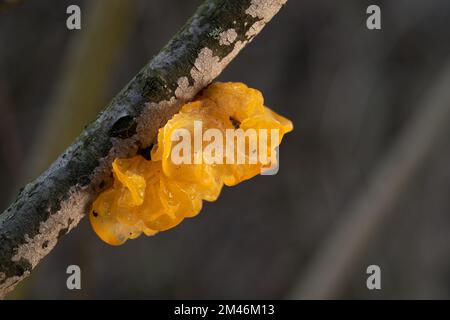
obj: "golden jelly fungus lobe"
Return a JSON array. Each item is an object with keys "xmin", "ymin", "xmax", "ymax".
[{"xmin": 90, "ymin": 82, "xmax": 293, "ymax": 245}]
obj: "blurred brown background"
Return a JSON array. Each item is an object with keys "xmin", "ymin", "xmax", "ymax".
[{"xmin": 1, "ymin": 0, "xmax": 450, "ymax": 299}]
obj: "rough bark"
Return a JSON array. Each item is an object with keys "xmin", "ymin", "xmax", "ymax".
[{"xmin": 0, "ymin": 0, "xmax": 287, "ymax": 297}]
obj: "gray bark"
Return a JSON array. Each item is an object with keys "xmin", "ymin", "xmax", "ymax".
[{"xmin": 0, "ymin": 0, "xmax": 287, "ymax": 297}]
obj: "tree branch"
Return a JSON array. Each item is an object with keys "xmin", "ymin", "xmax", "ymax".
[{"xmin": 0, "ymin": 0, "xmax": 287, "ymax": 297}]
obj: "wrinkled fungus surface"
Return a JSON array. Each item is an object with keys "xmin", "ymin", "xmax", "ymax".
[{"xmin": 90, "ymin": 82, "xmax": 293, "ymax": 245}]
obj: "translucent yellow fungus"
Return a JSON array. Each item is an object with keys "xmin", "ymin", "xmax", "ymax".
[{"xmin": 90, "ymin": 82, "xmax": 293, "ymax": 245}]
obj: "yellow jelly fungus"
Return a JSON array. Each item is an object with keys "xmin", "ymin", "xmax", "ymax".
[{"xmin": 90, "ymin": 82, "xmax": 293, "ymax": 245}]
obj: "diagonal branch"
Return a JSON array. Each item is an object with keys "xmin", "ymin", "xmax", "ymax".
[{"xmin": 0, "ymin": 0, "xmax": 287, "ymax": 297}]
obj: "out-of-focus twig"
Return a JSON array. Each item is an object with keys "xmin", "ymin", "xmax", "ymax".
[
  {"xmin": 0, "ymin": 0, "xmax": 22, "ymax": 13},
  {"xmin": 24, "ymin": 0, "xmax": 136, "ymax": 181},
  {"xmin": 0, "ymin": 81, "xmax": 23, "ymax": 176},
  {"xmin": 288, "ymin": 59, "xmax": 450, "ymax": 299}
]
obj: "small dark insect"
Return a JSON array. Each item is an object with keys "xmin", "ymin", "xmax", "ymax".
[{"xmin": 230, "ymin": 116, "xmax": 241, "ymax": 129}]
